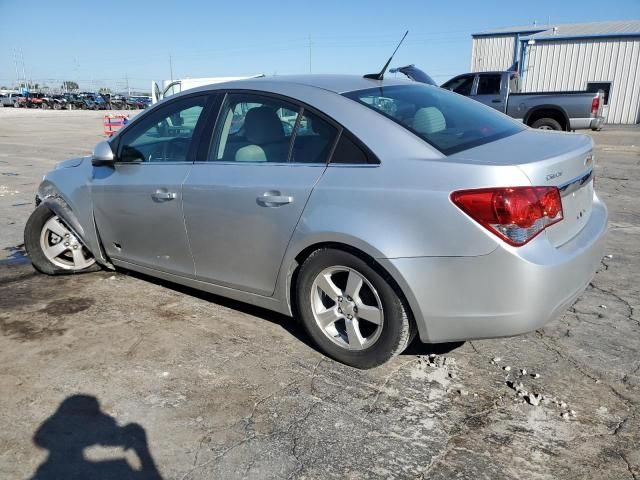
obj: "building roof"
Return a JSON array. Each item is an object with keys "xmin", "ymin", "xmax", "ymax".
[
  {"xmin": 473, "ymin": 24, "xmax": 551, "ymax": 36},
  {"xmin": 473, "ymin": 20, "xmax": 640, "ymax": 40}
]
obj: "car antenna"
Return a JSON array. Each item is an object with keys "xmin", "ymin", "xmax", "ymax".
[{"xmin": 364, "ymin": 30, "xmax": 409, "ymax": 81}]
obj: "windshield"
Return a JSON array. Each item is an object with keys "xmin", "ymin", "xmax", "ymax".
[{"xmin": 343, "ymin": 84, "xmax": 523, "ymax": 155}]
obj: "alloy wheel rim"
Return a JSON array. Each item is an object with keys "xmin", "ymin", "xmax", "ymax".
[
  {"xmin": 310, "ymin": 266, "xmax": 384, "ymax": 351},
  {"xmin": 39, "ymin": 216, "xmax": 95, "ymax": 270}
]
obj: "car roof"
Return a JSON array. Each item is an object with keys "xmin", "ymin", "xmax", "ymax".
[{"xmin": 192, "ymin": 74, "xmax": 415, "ymax": 95}]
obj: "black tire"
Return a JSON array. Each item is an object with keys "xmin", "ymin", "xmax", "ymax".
[
  {"xmin": 296, "ymin": 248, "xmax": 414, "ymax": 369},
  {"xmin": 24, "ymin": 205, "xmax": 100, "ymax": 275},
  {"xmin": 531, "ymin": 118, "xmax": 563, "ymax": 131}
]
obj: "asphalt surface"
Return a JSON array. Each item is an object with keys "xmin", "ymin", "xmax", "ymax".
[{"xmin": 0, "ymin": 108, "xmax": 638, "ymax": 479}]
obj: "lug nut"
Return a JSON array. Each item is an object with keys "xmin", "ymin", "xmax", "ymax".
[
  {"xmin": 64, "ymin": 242, "xmax": 70, "ymax": 246},
  {"xmin": 338, "ymin": 296, "xmax": 343, "ymax": 302},
  {"xmin": 65, "ymin": 233, "xmax": 70, "ymax": 238},
  {"xmin": 347, "ymin": 314, "xmax": 353, "ymax": 319},
  {"xmin": 73, "ymin": 245, "xmax": 78, "ymax": 249},
  {"xmin": 338, "ymin": 307, "xmax": 342, "ymax": 313}
]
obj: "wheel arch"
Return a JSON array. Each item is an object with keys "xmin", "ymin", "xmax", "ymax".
[
  {"xmin": 524, "ymin": 105, "xmax": 570, "ymax": 131},
  {"xmin": 282, "ymin": 237, "xmax": 421, "ymax": 340},
  {"xmin": 37, "ymin": 180, "xmax": 113, "ymax": 269}
]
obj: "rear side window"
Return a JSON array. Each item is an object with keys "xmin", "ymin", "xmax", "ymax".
[
  {"xmin": 477, "ymin": 74, "xmax": 502, "ymax": 95},
  {"xmin": 209, "ymin": 93, "xmax": 299, "ymax": 163},
  {"xmin": 330, "ymin": 134, "xmax": 371, "ymax": 165},
  {"xmin": 441, "ymin": 75, "xmax": 474, "ymax": 96},
  {"xmin": 343, "ymin": 84, "xmax": 524, "ymax": 155}
]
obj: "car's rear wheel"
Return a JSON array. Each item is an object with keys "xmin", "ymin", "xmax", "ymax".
[
  {"xmin": 296, "ymin": 248, "xmax": 414, "ymax": 369},
  {"xmin": 531, "ymin": 118, "xmax": 563, "ymax": 131},
  {"xmin": 24, "ymin": 205, "xmax": 98, "ymax": 275}
]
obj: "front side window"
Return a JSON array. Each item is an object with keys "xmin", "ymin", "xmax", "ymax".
[
  {"xmin": 441, "ymin": 75, "xmax": 474, "ymax": 96},
  {"xmin": 344, "ymin": 84, "xmax": 524, "ymax": 155},
  {"xmin": 477, "ymin": 74, "xmax": 502, "ymax": 95},
  {"xmin": 117, "ymin": 95, "xmax": 206, "ymax": 163}
]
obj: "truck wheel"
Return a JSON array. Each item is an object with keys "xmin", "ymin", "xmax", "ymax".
[
  {"xmin": 24, "ymin": 205, "xmax": 100, "ymax": 275},
  {"xmin": 531, "ymin": 118, "xmax": 562, "ymax": 131},
  {"xmin": 14, "ymin": 101, "xmax": 20, "ymax": 108}
]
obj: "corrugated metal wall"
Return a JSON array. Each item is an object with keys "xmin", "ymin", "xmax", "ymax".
[
  {"xmin": 522, "ymin": 38, "xmax": 640, "ymax": 124},
  {"xmin": 471, "ymin": 35, "xmax": 516, "ymax": 72}
]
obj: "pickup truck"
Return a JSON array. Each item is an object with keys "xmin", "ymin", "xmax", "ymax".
[
  {"xmin": 441, "ymin": 71, "xmax": 604, "ymax": 131},
  {"xmin": 0, "ymin": 93, "xmax": 23, "ymax": 107}
]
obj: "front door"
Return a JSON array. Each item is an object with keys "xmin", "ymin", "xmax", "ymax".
[
  {"xmin": 92, "ymin": 94, "xmax": 209, "ymax": 276},
  {"xmin": 183, "ymin": 92, "xmax": 339, "ymax": 296}
]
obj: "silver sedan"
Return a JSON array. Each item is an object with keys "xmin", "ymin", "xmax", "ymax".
[{"xmin": 24, "ymin": 75, "xmax": 607, "ymax": 368}]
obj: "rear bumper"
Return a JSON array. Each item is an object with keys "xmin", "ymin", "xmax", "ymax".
[
  {"xmin": 381, "ymin": 196, "xmax": 608, "ymax": 343},
  {"xmin": 590, "ymin": 116, "xmax": 605, "ymax": 130},
  {"xmin": 570, "ymin": 116, "xmax": 605, "ymax": 131}
]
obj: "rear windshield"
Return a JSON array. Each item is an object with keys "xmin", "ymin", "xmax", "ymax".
[{"xmin": 343, "ymin": 84, "xmax": 523, "ymax": 155}]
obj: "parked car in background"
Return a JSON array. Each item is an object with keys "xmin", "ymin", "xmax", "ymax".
[
  {"xmin": 0, "ymin": 92, "xmax": 23, "ymax": 107},
  {"xmin": 441, "ymin": 71, "xmax": 605, "ymax": 131},
  {"xmin": 25, "ymin": 75, "xmax": 606, "ymax": 368},
  {"xmin": 125, "ymin": 97, "xmax": 147, "ymax": 110},
  {"xmin": 15, "ymin": 93, "xmax": 47, "ymax": 109},
  {"xmin": 62, "ymin": 93, "xmax": 85, "ymax": 110},
  {"xmin": 41, "ymin": 94, "xmax": 68, "ymax": 110}
]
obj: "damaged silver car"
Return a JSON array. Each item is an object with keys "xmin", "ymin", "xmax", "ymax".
[{"xmin": 25, "ymin": 75, "xmax": 607, "ymax": 368}]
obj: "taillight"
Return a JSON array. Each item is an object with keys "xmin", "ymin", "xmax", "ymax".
[
  {"xmin": 591, "ymin": 96, "xmax": 600, "ymax": 116},
  {"xmin": 451, "ymin": 186, "xmax": 563, "ymax": 246}
]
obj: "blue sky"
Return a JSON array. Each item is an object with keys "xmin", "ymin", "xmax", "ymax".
[{"xmin": 0, "ymin": 0, "xmax": 638, "ymax": 92}]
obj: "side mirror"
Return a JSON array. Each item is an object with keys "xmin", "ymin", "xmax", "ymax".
[{"xmin": 92, "ymin": 140, "xmax": 115, "ymax": 166}]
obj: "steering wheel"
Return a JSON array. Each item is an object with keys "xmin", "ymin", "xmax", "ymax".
[
  {"xmin": 148, "ymin": 143, "xmax": 168, "ymax": 162},
  {"xmin": 147, "ymin": 138, "xmax": 190, "ymax": 162}
]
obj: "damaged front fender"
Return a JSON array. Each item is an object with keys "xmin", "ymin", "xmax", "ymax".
[{"xmin": 36, "ymin": 162, "xmax": 114, "ymax": 270}]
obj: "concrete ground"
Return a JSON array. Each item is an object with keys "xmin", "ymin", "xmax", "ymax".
[{"xmin": 0, "ymin": 108, "xmax": 638, "ymax": 480}]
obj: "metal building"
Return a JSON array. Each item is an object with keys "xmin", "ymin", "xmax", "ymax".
[{"xmin": 471, "ymin": 20, "xmax": 640, "ymax": 124}]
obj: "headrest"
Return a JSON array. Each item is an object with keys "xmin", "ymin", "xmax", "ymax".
[
  {"xmin": 413, "ymin": 107, "xmax": 446, "ymax": 135},
  {"xmin": 244, "ymin": 106, "xmax": 284, "ymax": 144}
]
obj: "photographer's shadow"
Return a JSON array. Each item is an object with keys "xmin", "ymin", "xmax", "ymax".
[{"xmin": 30, "ymin": 394, "xmax": 162, "ymax": 480}]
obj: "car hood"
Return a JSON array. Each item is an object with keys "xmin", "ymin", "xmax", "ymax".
[{"xmin": 55, "ymin": 156, "xmax": 89, "ymax": 169}]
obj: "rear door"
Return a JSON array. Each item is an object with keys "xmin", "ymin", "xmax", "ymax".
[
  {"xmin": 182, "ymin": 92, "xmax": 339, "ymax": 296},
  {"xmin": 92, "ymin": 94, "xmax": 210, "ymax": 276},
  {"xmin": 474, "ymin": 73, "xmax": 504, "ymax": 111}
]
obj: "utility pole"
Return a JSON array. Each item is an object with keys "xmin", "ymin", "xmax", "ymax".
[
  {"xmin": 13, "ymin": 48, "xmax": 19, "ymax": 87},
  {"xmin": 308, "ymin": 35, "xmax": 313, "ymax": 74},
  {"xmin": 169, "ymin": 54, "xmax": 174, "ymax": 82},
  {"xmin": 20, "ymin": 50, "xmax": 27, "ymax": 90}
]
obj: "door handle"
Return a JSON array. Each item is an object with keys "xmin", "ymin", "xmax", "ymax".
[
  {"xmin": 257, "ymin": 191, "xmax": 293, "ymax": 207},
  {"xmin": 491, "ymin": 99, "xmax": 502, "ymax": 103},
  {"xmin": 152, "ymin": 190, "xmax": 177, "ymax": 200}
]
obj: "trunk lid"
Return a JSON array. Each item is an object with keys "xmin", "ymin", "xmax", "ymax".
[{"xmin": 450, "ymin": 129, "xmax": 594, "ymax": 247}]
